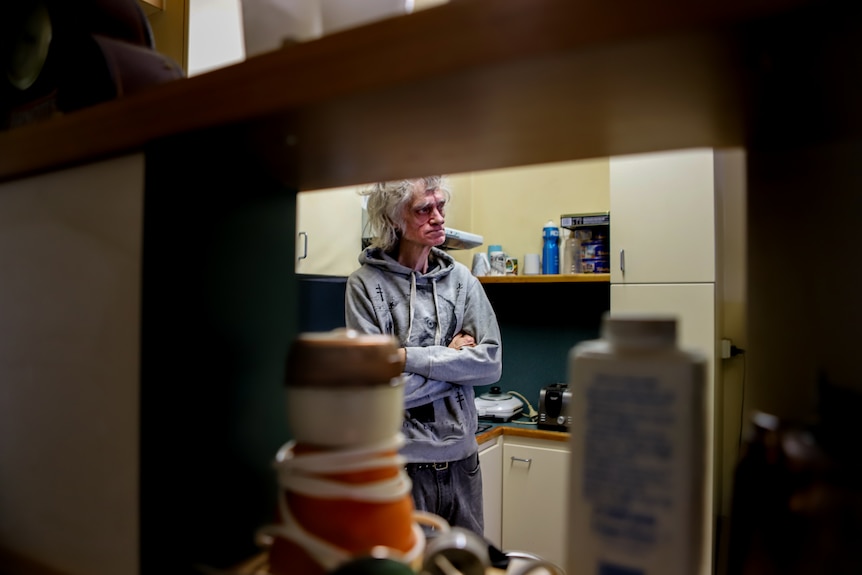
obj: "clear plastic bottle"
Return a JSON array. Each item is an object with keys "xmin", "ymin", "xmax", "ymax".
[
  {"xmin": 542, "ymin": 220, "xmax": 560, "ymax": 274},
  {"xmin": 564, "ymin": 231, "xmax": 581, "ymax": 274},
  {"xmin": 566, "ymin": 313, "xmax": 708, "ymax": 575}
]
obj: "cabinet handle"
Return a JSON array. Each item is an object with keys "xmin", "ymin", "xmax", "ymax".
[
  {"xmin": 298, "ymin": 231, "xmax": 308, "ymax": 260},
  {"xmin": 511, "ymin": 457, "xmax": 532, "ymax": 464},
  {"xmin": 619, "ymin": 248, "xmax": 625, "ymax": 273}
]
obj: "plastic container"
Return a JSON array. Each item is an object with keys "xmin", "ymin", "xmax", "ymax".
[
  {"xmin": 565, "ymin": 313, "xmax": 708, "ymax": 575},
  {"xmin": 542, "ymin": 221, "xmax": 560, "ymax": 275},
  {"xmin": 580, "ymin": 233, "xmax": 609, "ymax": 274},
  {"xmin": 564, "ymin": 232, "xmax": 581, "ymax": 274}
]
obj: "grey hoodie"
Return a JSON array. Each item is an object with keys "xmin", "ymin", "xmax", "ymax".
[{"xmin": 345, "ymin": 246, "xmax": 502, "ymax": 463}]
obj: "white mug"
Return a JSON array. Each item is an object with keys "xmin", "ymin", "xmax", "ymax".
[
  {"xmin": 504, "ymin": 551, "xmax": 565, "ymax": 575},
  {"xmin": 507, "ymin": 558, "xmax": 565, "ymax": 575},
  {"xmin": 523, "ymin": 253, "xmax": 541, "ymax": 275},
  {"xmin": 489, "ymin": 251, "xmax": 515, "ymax": 276},
  {"xmin": 472, "ymin": 253, "xmax": 491, "ymax": 276}
]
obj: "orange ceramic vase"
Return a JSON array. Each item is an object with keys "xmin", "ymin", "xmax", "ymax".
[
  {"xmin": 268, "ymin": 445, "xmax": 417, "ymax": 575},
  {"xmin": 265, "ymin": 330, "xmax": 419, "ymax": 575}
]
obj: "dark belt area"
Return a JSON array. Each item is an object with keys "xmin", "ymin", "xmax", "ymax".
[{"xmin": 405, "ymin": 461, "xmax": 450, "ymax": 471}]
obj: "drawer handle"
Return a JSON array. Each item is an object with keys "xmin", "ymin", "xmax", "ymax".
[{"xmin": 511, "ymin": 457, "xmax": 532, "ymax": 464}]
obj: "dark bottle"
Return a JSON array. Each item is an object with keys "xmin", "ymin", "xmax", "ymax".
[{"xmin": 726, "ymin": 399, "xmax": 862, "ymax": 575}]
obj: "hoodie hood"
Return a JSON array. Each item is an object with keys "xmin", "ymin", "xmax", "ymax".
[{"xmin": 358, "ymin": 246, "xmax": 456, "ymax": 281}]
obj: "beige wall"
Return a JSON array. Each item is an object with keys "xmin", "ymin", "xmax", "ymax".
[
  {"xmin": 443, "ymin": 172, "xmax": 476, "ymax": 268},
  {"xmin": 453, "ymin": 158, "xmax": 610, "ymax": 269}
]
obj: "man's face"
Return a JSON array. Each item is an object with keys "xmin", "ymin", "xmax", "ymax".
[{"xmin": 401, "ymin": 181, "xmax": 447, "ymax": 248}]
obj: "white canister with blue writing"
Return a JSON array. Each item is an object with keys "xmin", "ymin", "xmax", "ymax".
[{"xmin": 566, "ymin": 313, "xmax": 707, "ymax": 575}]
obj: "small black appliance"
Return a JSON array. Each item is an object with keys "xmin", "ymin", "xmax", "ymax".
[{"xmin": 537, "ymin": 383, "xmax": 572, "ymax": 431}]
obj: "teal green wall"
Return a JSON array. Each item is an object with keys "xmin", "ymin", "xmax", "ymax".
[
  {"xmin": 141, "ymin": 129, "xmax": 298, "ymax": 573},
  {"xmin": 296, "ymin": 277, "xmax": 610, "ymax": 410},
  {"xmin": 476, "ymin": 281, "xmax": 609, "ymax": 407}
]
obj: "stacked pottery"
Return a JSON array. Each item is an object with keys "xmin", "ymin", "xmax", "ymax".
[{"xmin": 260, "ymin": 329, "xmax": 433, "ymax": 575}]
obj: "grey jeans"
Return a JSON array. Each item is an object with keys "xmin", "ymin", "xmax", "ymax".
[{"xmin": 405, "ymin": 450, "xmax": 485, "ymax": 537}]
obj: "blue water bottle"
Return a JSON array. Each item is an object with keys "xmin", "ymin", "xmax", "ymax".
[{"xmin": 542, "ymin": 220, "xmax": 560, "ymax": 274}]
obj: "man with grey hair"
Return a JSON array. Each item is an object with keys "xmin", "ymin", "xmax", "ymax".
[{"xmin": 345, "ymin": 176, "xmax": 502, "ymax": 536}]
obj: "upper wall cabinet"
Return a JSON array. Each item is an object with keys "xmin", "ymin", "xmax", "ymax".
[
  {"xmin": 610, "ymin": 149, "xmax": 716, "ymax": 284},
  {"xmin": 296, "ymin": 187, "xmax": 363, "ymax": 276}
]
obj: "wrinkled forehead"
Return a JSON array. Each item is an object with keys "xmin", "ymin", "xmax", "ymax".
[{"xmin": 410, "ymin": 180, "xmax": 444, "ymax": 202}]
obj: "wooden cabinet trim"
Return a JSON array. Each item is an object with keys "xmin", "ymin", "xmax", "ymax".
[{"xmin": 139, "ymin": 0, "xmax": 164, "ymax": 15}]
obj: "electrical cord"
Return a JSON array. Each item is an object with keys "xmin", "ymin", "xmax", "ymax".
[
  {"xmin": 730, "ymin": 346, "xmax": 748, "ymax": 452},
  {"xmin": 506, "ymin": 390, "xmax": 539, "ymax": 423}
]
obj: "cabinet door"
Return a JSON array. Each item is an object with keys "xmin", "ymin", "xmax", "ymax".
[
  {"xmin": 609, "ymin": 282, "xmax": 715, "ymax": 575},
  {"xmin": 610, "ymin": 148, "xmax": 715, "ymax": 284},
  {"xmin": 296, "ymin": 187, "xmax": 363, "ymax": 276},
  {"xmin": 0, "ymin": 155, "xmax": 144, "ymax": 575},
  {"xmin": 479, "ymin": 437, "xmax": 503, "ymax": 548},
  {"xmin": 502, "ymin": 441, "xmax": 570, "ymax": 567}
]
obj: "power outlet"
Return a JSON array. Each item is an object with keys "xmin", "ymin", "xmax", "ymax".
[{"xmin": 721, "ymin": 339, "xmax": 732, "ymax": 359}]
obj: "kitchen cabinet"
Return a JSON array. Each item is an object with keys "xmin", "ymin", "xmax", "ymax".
[
  {"xmin": 604, "ymin": 285, "xmax": 716, "ymax": 575},
  {"xmin": 501, "ymin": 436, "xmax": 570, "ymax": 568},
  {"xmin": 607, "ymin": 147, "xmax": 745, "ymax": 575},
  {"xmin": 478, "ymin": 435, "xmax": 503, "ymax": 548},
  {"xmin": 610, "ymin": 148, "xmax": 716, "ymax": 284},
  {"xmin": 295, "ymin": 186, "xmax": 364, "ymax": 276},
  {"xmin": 0, "ymin": 155, "xmax": 145, "ymax": 575},
  {"xmin": 610, "ymin": 283, "xmax": 715, "ymax": 357}
]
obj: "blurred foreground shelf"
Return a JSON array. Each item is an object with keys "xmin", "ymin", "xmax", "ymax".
[{"xmin": 0, "ymin": 0, "xmax": 815, "ymax": 188}]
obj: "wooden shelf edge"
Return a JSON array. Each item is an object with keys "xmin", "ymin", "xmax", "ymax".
[
  {"xmin": 478, "ymin": 273, "xmax": 609, "ymax": 284},
  {"xmin": 0, "ymin": 0, "xmax": 813, "ymax": 186}
]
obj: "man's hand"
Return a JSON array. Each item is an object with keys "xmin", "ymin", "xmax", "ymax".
[{"xmin": 450, "ymin": 331, "xmax": 476, "ymax": 350}]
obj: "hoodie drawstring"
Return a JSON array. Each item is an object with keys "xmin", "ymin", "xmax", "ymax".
[
  {"xmin": 407, "ymin": 272, "xmax": 416, "ymax": 344},
  {"xmin": 432, "ymin": 279, "xmax": 441, "ymax": 345}
]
